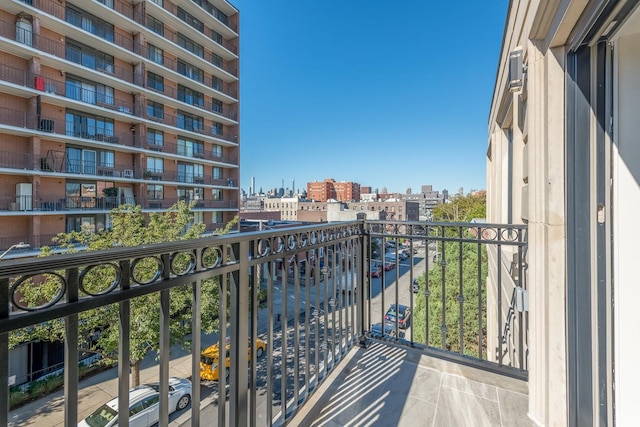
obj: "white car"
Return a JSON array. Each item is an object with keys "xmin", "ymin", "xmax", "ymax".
[{"xmin": 78, "ymin": 377, "xmax": 192, "ymax": 427}]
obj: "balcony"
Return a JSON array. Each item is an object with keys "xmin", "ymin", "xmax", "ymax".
[{"xmin": 0, "ymin": 220, "xmax": 528, "ymax": 426}]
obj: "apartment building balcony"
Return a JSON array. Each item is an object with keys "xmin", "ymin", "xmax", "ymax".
[
  {"xmin": 0, "ymin": 107, "xmax": 135, "ymax": 148},
  {"xmin": 144, "ymin": 198, "xmax": 236, "ymax": 210},
  {"xmin": 0, "ymin": 12, "xmax": 239, "ymax": 100},
  {"xmin": 144, "ymin": 140, "xmax": 237, "ymax": 164},
  {"xmin": 0, "ymin": 220, "xmax": 529, "ymax": 426}
]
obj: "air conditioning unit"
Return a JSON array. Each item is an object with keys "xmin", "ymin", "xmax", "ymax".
[{"xmin": 122, "ymin": 169, "xmax": 134, "ymax": 178}]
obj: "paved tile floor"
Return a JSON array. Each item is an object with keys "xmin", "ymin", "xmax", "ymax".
[{"xmin": 289, "ymin": 340, "xmax": 533, "ymax": 427}]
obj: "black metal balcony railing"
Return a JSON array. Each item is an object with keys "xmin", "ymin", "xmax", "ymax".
[{"xmin": 0, "ymin": 220, "xmax": 528, "ymax": 426}]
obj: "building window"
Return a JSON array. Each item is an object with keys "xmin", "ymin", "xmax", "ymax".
[
  {"xmin": 66, "ymin": 39, "xmax": 114, "ymax": 73},
  {"xmin": 99, "ymin": 150, "xmax": 114, "ymax": 168},
  {"xmin": 177, "ymin": 111, "xmax": 203, "ymax": 132},
  {"xmin": 212, "ymin": 122, "xmax": 223, "ymax": 136},
  {"xmin": 211, "ymin": 76, "xmax": 223, "ymax": 91},
  {"xmin": 213, "ymin": 167, "xmax": 222, "ymax": 179},
  {"xmin": 66, "ymin": 76, "xmax": 114, "ymax": 106},
  {"xmin": 177, "ymin": 33, "xmax": 204, "ymax": 58},
  {"xmin": 178, "ymin": 163, "xmax": 204, "ymax": 183},
  {"xmin": 16, "ymin": 16, "xmax": 32, "ymax": 46},
  {"xmin": 213, "ymin": 211, "xmax": 223, "ymax": 223},
  {"xmin": 212, "ymin": 99, "xmax": 223, "ymax": 114},
  {"xmin": 177, "ymin": 7, "xmax": 204, "ymax": 32},
  {"xmin": 147, "ymin": 184, "xmax": 163, "ymax": 200},
  {"xmin": 211, "ymin": 30, "xmax": 223, "ymax": 45},
  {"xmin": 146, "ymin": 15, "xmax": 163, "ymax": 36},
  {"xmin": 177, "ymin": 60, "xmax": 203, "ymax": 82},
  {"xmin": 66, "ymin": 5, "xmax": 114, "ymax": 42},
  {"xmin": 66, "ymin": 215, "xmax": 98, "ymax": 233},
  {"xmin": 211, "ymin": 52, "xmax": 223, "ymax": 68},
  {"xmin": 147, "ymin": 44, "xmax": 164, "ymax": 65},
  {"xmin": 66, "ymin": 147, "xmax": 96, "ymax": 175},
  {"xmin": 178, "ymin": 137, "xmax": 204, "ymax": 157},
  {"xmin": 147, "ymin": 71, "xmax": 164, "ymax": 92},
  {"xmin": 147, "ymin": 129, "xmax": 164, "ymax": 146},
  {"xmin": 149, "ymin": 0, "xmax": 163, "ymax": 5},
  {"xmin": 66, "ymin": 111, "xmax": 114, "ymax": 139},
  {"xmin": 147, "ymin": 100, "xmax": 164, "ymax": 120},
  {"xmin": 212, "ymin": 189, "xmax": 222, "ymax": 201},
  {"xmin": 178, "ymin": 187, "xmax": 203, "ymax": 202},
  {"xmin": 97, "ymin": 0, "xmax": 114, "ymax": 8},
  {"xmin": 212, "ymin": 144, "xmax": 222, "ymax": 158},
  {"xmin": 178, "ymin": 85, "xmax": 204, "ymax": 107},
  {"xmin": 147, "ymin": 157, "xmax": 163, "ymax": 173}
]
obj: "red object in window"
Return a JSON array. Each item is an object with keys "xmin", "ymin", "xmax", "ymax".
[{"xmin": 34, "ymin": 76, "xmax": 45, "ymax": 91}]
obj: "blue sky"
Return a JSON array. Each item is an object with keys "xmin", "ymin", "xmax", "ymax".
[{"xmin": 232, "ymin": 1, "xmax": 508, "ymax": 195}]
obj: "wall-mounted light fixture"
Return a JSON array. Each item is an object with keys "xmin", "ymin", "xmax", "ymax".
[{"xmin": 508, "ymin": 47, "xmax": 524, "ymax": 93}]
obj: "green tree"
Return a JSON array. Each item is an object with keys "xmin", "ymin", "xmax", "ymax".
[
  {"xmin": 11, "ymin": 201, "xmax": 238, "ymax": 386},
  {"xmin": 432, "ymin": 191, "xmax": 486, "ymax": 222},
  {"xmin": 412, "ymin": 238, "xmax": 487, "ymax": 356}
]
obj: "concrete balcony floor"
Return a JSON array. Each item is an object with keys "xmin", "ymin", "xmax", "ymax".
[{"xmin": 290, "ymin": 340, "xmax": 532, "ymax": 427}]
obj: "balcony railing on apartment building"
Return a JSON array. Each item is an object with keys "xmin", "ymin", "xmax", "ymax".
[
  {"xmin": 145, "ymin": 140, "xmax": 238, "ymax": 164},
  {"xmin": 0, "ymin": 106, "xmax": 134, "ymax": 147},
  {"xmin": 13, "ymin": 0, "xmax": 238, "ymax": 77},
  {"xmin": 0, "ymin": 15, "xmax": 239, "ymax": 100},
  {"xmin": 0, "ymin": 219, "xmax": 527, "ymax": 425}
]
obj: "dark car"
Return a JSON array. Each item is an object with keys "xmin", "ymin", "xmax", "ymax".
[
  {"xmin": 384, "ymin": 304, "xmax": 411, "ymax": 329},
  {"xmin": 370, "ymin": 322, "xmax": 405, "ymax": 339}
]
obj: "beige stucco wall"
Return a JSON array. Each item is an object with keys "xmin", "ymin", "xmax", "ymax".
[{"xmin": 488, "ymin": 2, "xmax": 572, "ymax": 425}]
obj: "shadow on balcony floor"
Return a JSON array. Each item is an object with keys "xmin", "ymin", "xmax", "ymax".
[{"xmin": 289, "ymin": 341, "xmax": 532, "ymax": 427}]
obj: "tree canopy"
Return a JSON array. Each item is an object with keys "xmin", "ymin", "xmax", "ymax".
[
  {"xmin": 432, "ymin": 191, "xmax": 486, "ymax": 222},
  {"xmin": 11, "ymin": 201, "xmax": 237, "ymax": 385}
]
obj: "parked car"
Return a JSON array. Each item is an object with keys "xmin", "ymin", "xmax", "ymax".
[
  {"xmin": 383, "ymin": 261, "xmax": 394, "ymax": 271},
  {"xmin": 368, "ymin": 263, "xmax": 382, "ymax": 278},
  {"xmin": 78, "ymin": 377, "xmax": 192, "ymax": 427},
  {"xmin": 200, "ymin": 337, "xmax": 266, "ymax": 381},
  {"xmin": 370, "ymin": 322, "xmax": 405, "ymax": 339},
  {"xmin": 384, "ymin": 304, "xmax": 411, "ymax": 329}
]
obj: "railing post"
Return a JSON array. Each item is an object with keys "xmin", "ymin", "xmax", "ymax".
[
  {"xmin": 64, "ymin": 267, "xmax": 79, "ymax": 426},
  {"xmin": 357, "ymin": 214, "xmax": 368, "ymax": 347},
  {"xmin": 158, "ymin": 253, "xmax": 171, "ymax": 427},
  {"xmin": 230, "ymin": 241, "xmax": 249, "ymax": 426},
  {"xmin": 118, "ymin": 260, "xmax": 130, "ymax": 427},
  {"xmin": 0, "ymin": 278, "xmax": 9, "ymax": 427},
  {"xmin": 191, "ymin": 251, "xmax": 201, "ymax": 427}
]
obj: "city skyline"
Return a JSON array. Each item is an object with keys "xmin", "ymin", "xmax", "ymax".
[
  {"xmin": 233, "ymin": 0, "xmax": 508, "ymax": 194},
  {"xmin": 242, "ymin": 176, "xmax": 453, "ymax": 197}
]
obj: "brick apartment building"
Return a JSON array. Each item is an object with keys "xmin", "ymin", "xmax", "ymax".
[
  {"xmin": 307, "ymin": 178, "xmax": 360, "ymax": 202},
  {"xmin": 0, "ymin": 0, "xmax": 240, "ymax": 252}
]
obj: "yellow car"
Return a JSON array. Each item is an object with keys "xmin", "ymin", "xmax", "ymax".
[{"xmin": 200, "ymin": 337, "xmax": 266, "ymax": 381}]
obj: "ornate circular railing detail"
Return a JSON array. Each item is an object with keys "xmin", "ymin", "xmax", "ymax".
[
  {"xmin": 320, "ymin": 230, "xmax": 327, "ymax": 243},
  {"xmin": 300, "ymin": 233, "xmax": 308, "ymax": 247},
  {"xmin": 130, "ymin": 256, "xmax": 163, "ymax": 285},
  {"xmin": 11, "ymin": 272, "xmax": 67, "ymax": 311},
  {"xmin": 79, "ymin": 263, "xmax": 121, "ymax": 296},
  {"xmin": 257, "ymin": 239, "xmax": 270, "ymax": 257},
  {"xmin": 287, "ymin": 235, "xmax": 297, "ymax": 250},
  {"xmin": 310, "ymin": 231, "xmax": 318, "ymax": 245},
  {"xmin": 170, "ymin": 251, "xmax": 196, "ymax": 276},
  {"xmin": 201, "ymin": 246, "xmax": 223, "ymax": 269},
  {"xmin": 274, "ymin": 237, "xmax": 285, "ymax": 253}
]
